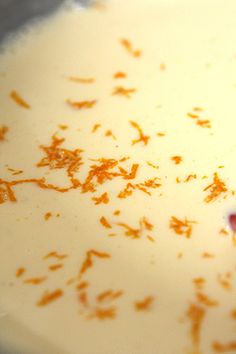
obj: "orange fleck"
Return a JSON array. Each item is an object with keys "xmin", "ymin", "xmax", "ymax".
[
  {"xmin": 113, "ymin": 210, "xmax": 120, "ymax": 216},
  {"xmin": 112, "ymin": 86, "xmax": 136, "ymax": 98},
  {"xmin": 193, "ymin": 278, "xmax": 205, "ymax": 290},
  {"xmin": 204, "ymin": 173, "xmax": 228, "ymax": 203},
  {"xmin": 212, "ymin": 341, "xmax": 236, "ymax": 352},
  {"xmin": 187, "ymin": 303, "xmax": 206, "ymax": 351},
  {"xmin": 117, "ymin": 183, "xmax": 135, "ymax": 199},
  {"xmin": 197, "ymin": 119, "xmax": 211, "ymax": 128},
  {"xmin": 89, "ymin": 307, "xmax": 116, "ymax": 320},
  {"xmin": 100, "ymin": 216, "xmax": 112, "ymax": 229},
  {"xmin": 130, "ymin": 121, "xmax": 150, "ymax": 146},
  {"xmin": 79, "ymin": 249, "xmax": 111, "ymax": 276},
  {"xmin": 184, "ymin": 174, "xmax": 197, "ymax": 182},
  {"xmin": 58, "ymin": 124, "xmax": 68, "ymax": 130},
  {"xmin": 187, "ymin": 112, "xmax": 199, "ymax": 119},
  {"xmin": 68, "ymin": 77, "xmax": 95, "ymax": 84},
  {"xmin": 135, "ymin": 296, "xmax": 154, "ymax": 311},
  {"xmin": 170, "ymin": 216, "xmax": 196, "ymax": 238},
  {"xmin": 193, "ymin": 107, "xmax": 203, "ymax": 112},
  {"xmin": 92, "ymin": 192, "xmax": 109, "ymax": 205},
  {"xmin": 156, "ymin": 132, "xmax": 166, "ymax": 137},
  {"xmin": 196, "ymin": 292, "xmax": 218, "ymax": 307},
  {"xmin": 147, "ymin": 235, "xmax": 155, "ymax": 243},
  {"xmin": 217, "ymin": 273, "xmax": 232, "ymax": 290},
  {"xmin": 43, "ymin": 251, "xmax": 68, "ymax": 260},
  {"xmin": 105, "ymin": 130, "xmax": 116, "ymax": 140},
  {"xmin": 171, "ymin": 156, "xmax": 183, "ymax": 165},
  {"xmin": 147, "ymin": 161, "xmax": 159, "ymax": 170},
  {"xmin": 76, "ymin": 282, "xmax": 89, "ymax": 291},
  {"xmin": 219, "ymin": 228, "xmax": 229, "ymax": 236},
  {"xmin": 78, "ymin": 291, "xmax": 89, "ymax": 307},
  {"xmin": 16, "ymin": 267, "xmax": 25, "ymax": 278},
  {"xmin": 160, "ymin": 63, "xmax": 166, "ymax": 71},
  {"xmin": 7, "ymin": 167, "xmax": 23, "ymax": 176},
  {"xmin": 117, "ymin": 222, "xmax": 140, "ymax": 239},
  {"xmin": 92, "ymin": 124, "xmax": 101, "ymax": 133},
  {"xmin": 66, "ymin": 99, "xmax": 97, "ymax": 110},
  {"xmin": 120, "ymin": 38, "xmax": 141, "ymax": 57},
  {"xmin": 10, "ymin": 90, "xmax": 31, "ymax": 109},
  {"xmin": 96, "ymin": 289, "xmax": 123, "ymax": 303},
  {"xmin": 48, "ymin": 264, "xmax": 63, "ymax": 271},
  {"xmin": 0, "ymin": 180, "xmax": 17, "ymax": 204},
  {"xmin": 202, "ymin": 252, "xmax": 215, "ymax": 259},
  {"xmin": 0, "ymin": 126, "xmax": 8, "ymax": 141},
  {"xmin": 141, "ymin": 217, "xmax": 153, "ymax": 231},
  {"xmin": 24, "ymin": 277, "xmax": 47, "ymax": 285},
  {"xmin": 113, "ymin": 71, "xmax": 127, "ymax": 79},
  {"xmin": 44, "ymin": 212, "xmax": 52, "ymax": 221},
  {"xmin": 37, "ymin": 289, "xmax": 63, "ymax": 306}
]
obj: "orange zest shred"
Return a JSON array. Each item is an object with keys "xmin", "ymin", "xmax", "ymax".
[
  {"xmin": 135, "ymin": 296, "xmax": 154, "ymax": 311},
  {"xmin": 187, "ymin": 303, "xmax": 206, "ymax": 351},
  {"xmin": 77, "ymin": 281, "xmax": 89, "ymax": 291},
  {"xmin": 156, "ymin": 132, "xmax": 165, "ymax": 137},
  {"xmin": 68, "ymin": 77, "xmax": 95, "ymax": 84},
  {"xmin": 113, "ymin": 210, "xmax": 120, "ymax": 216},
  {"xmin": 0, "ymin": 125, "xmax": 8, "ymax": 141},
  {"xmin": 79, "ymin": 249, "xmax": 111, "ymax": 276},
  {"xmin": 105, "ymin": 130, "xmax": 116, "ymax": 140},
  {"xmin": 193, "ymin": 278, "xmax": 205, "ymax": 290},
  {"xmin": 140, "ymin": 217, "xmax": 153, "ymax": 231},
  {"xmin": 219, "ymin": 228, "xmax": 229, "ymax": 236},
  {"xmin": 24, "ymin": 276, "xmax": 47, "ymax": 285},
  {"xmin": 184, "ymin": 174, "xmax": 197, "ymax": 182},
  {"xmin": 37, "ymin": 289, "xmax": 63, "ymax": 306},
  {"xmin": 217, "ymin": 273, "xmax": 232, "ymax": 290},
  {"xmin": 66, "ymin": 99, "xmax": 97, "ymax": 110},
  {"xmin": 113, "ymin": 71, "xmax": 127, "ymax": 79},
  {"xmin": 147, "ymin": 235, "xmax": 155, "ymax": 243},
  {"xmin": 197, "ymin": 119, "xmax": 211, "ymax": 128},
  {"xmin": 202, "ymin": 252, "xmax": 215, "ymax": 258},
  {"xmin": 169, "ymin": 216, "xmax": 196, "ymax": 238},
  {"xmin": 130, "ymin": 121, "xmax": 150, "ymax": 145},
  {"xmin": 100, "ymin": 216, "xmax": 112, "ymax": 228},
  {"xmin": 92, "ymin": 123, "xmax": 101, "ymax": 133},
  {"xmin": 58, "ymin": 124, "xmax": 68, "ymax": 130},
  {"xmin": 92, "ymin": 192, "xmax": 109, "ymax": 205},
  {"xmin": 112, "ymin": 86, "xmax": 136, "ymax": 98},
  {"xmin": 212, "ymin": 341, "xmax": 236, "ymax": 352},
  {"xmin": 48, "ymin": 264, "xmax": 63, "ymax": 271},
  {"xmin": 120, "ymin": 38, "xmax": 141, "ymax": 57},
  {"xmin": 10, "ymin": 90, "xmax": 31, "ymax": 109},
  {"xmin": 196, "ymin": 292, "xmax": 219, "ymax": 307},
  {"xmin": 78, "ymin": 291, "xmax": 89, "ymax": 307},
  {"xmin": 89, "ymin": 307, "xmax": 116, "ymax": 320},
  {"xmin": 147, "ymin": 161, "xmax": 159, "ymax": 170},
  {"xmin": 44, "ymin": 212, "xmax": 52, "ymax": 221},
  {"xmin": 117, "ymin": 222, "xmax": 141, "ymax": 239},
  {"xmin": 171, "ymin": 156, "xmax": 183, "ymax": 165},
  {"xmin": 96, "ymin": 290, "xmax": 123, "ymax": 303},
  {"xmin": 16, "ymin": 267, "xmax": 26, "ymax": 278},
  {"xmin": 43, "ymin": 251, "xmax": 68, "ymax": 260},
  {"xmin": 7, "ymin": 167, "xmax": 23, "ymax": 176},
  {"xmin": 204, "ymin": 173, "xmax": 228, "ymax": 203}
]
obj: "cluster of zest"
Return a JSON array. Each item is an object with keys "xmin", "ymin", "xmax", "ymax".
[
  {"xmin": 100, "ymin": 215, "xmax": 155, "ymax": 242},
  {"xmin": 204, "ymin": 172, "xmax": 228, "ymax": 203},
  {"xmin": 169, "ymin": 216, "xmax": 196, "ymax": 238},
  {"xmin": 187, "ymin": 107, "xmax": 211, "ymax": 128},
  {"xmin": 0, "ymin": 135, "xmax": 154, "ymax": 205}
]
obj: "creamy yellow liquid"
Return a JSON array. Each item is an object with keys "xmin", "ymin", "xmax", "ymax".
[{"xmin": 1, "ymin": 1, "xmax": 236, "ymax": 353}]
